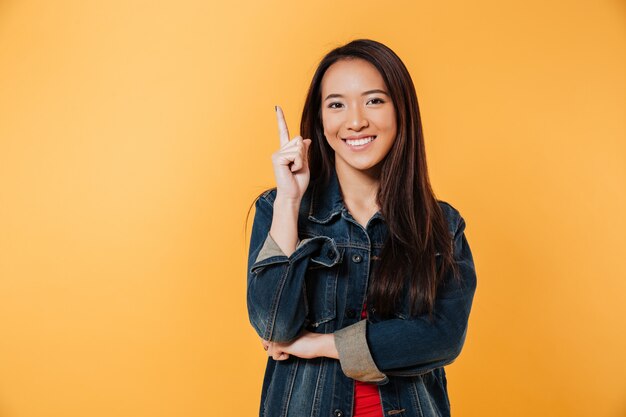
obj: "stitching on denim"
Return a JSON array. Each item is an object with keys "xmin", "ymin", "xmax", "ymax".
[
  {"xmin": 308, "ymin": 211, "xmax": 342, "ymax": 224},
  {"xmin": 302, "ymin": 277, "xmax": 309, "ymax": 324},
  {"xmin": 295, "ymin": 231, "xmax": 384, "ymax": 251},
  {"xmin": 262, "ymin": 361, "xmax": 277, "ymax": 417},
  {"xmin": 409, "ymin": 376, "xmax": 425, "ymax": 417},
  {"xmin": 386, "ymin": 358, "xmax": 457, "ymax": 377},
  {"xmin": 309, "ymin": 357, "xmax": 326, "ymax": 417},
  {"xmin": 421, "ymin": 373, "xmax": 442, "ymax": 417},
  {"xmin": 262, "ymin": 188, "xmax": 277, "ymax": 204},
  {"xmin": 265, "ymin": 262, "xmax": 291, "ymax": 341},
  {"xmin": 281, "ymin": 358, "xmax": 299, "ymax": 416},
  {"xmin": 308, "ymin": 262, "xmax": 340, "ymax": 326},
  {"xmin": 250, "ymin": 254, "xmax": 289, "ymax": 275},
  {"xmin": 307, "ymin": 182, "xmax": 342, "ymax": 224}
]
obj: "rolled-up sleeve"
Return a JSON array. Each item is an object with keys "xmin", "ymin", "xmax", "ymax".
[
  {"xmin": 247, "ymin": 192, "xmax": 341, "ymax": 343},
  {"xmin": 334, "ymin": 213, "xmax": 477, "ymax": 381},
  {"xmin": 334, "ymin": 320, "xmax": 388, "ymax": 384}
]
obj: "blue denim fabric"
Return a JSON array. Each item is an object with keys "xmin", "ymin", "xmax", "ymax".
[{"xmin": 247, "ymin": 166, "xmax": 477, "ymax": 417}]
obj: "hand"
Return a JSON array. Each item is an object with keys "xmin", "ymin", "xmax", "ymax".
[
  {"xmin": 271, "ymin": 106, "xmax": 312, "ymax": 202},
  {"xmin": 260, "ymin": 330, "xmax": 339, "ymax": 361},
  {"xmin": 261, "ymin": 338, "xmax": 289, "ymax": 361}
]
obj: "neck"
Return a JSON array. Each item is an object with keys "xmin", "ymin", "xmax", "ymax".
[{"xmin": 334, "ymin": 159, "xmax": 381, "ymax": 209}]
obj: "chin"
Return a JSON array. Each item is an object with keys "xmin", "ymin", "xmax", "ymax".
[{"xmin": 340, "ymin": 159, "xmax": 384, "ymax": 174}]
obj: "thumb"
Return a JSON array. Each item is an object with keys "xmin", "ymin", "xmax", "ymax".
[{"xmin": 303, "ymin": 139, "xmax": 312, "ymax": 153}]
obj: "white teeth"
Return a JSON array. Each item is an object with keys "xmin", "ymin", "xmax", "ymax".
[{"xmin": 345, "ymin": 136, "xmax": 376, "ymax": 146}]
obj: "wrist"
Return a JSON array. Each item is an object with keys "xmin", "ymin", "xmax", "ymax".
[
  {"xmin": 320, "ymin": 333, "xmax": 339, "ymax": 359},
  {"xmin": 274, "ymin": 193, "xmax": 302, "ymax": 208}
]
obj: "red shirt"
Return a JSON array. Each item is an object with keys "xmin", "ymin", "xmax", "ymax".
[{"xmin": 353, "ymin": 303, "xmax": 384, "ymax": 417}]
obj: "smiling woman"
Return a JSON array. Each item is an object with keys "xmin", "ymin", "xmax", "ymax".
[{"xmin": 246, "ymin": 39, "xmax": 477, "ymax": 417}]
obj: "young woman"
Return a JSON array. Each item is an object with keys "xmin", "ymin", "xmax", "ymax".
[{"xmin": 247, "ymin": 39, "xmax": 477, "ymax": 417}]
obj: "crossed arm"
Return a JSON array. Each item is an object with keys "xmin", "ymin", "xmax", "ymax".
[
  {"xmin": 260, "ymin": 330, "xmax": 338, "ymax": 361},
  {"xmin": 247, "ymin": 194, "xmax": 477, "ymax": 382}
]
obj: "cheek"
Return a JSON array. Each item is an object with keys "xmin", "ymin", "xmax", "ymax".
[
  {"xmin": 322, "ymin": 111, "xmax": 341, "ymax": 132},
  {"xmin": 322, "ymin": 117, "xmax": 341, "ymax": 138},
  {"xmin": 379, "ymin": 110, "xmax": 397, "ymax": 132}
]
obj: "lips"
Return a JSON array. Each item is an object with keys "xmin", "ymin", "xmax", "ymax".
[{"xmin": 343, "ymin": 134, "xmax": 376, "ymax": 140}]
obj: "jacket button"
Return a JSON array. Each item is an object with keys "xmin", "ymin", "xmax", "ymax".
[
  {"xmin": 351, "ymin": 254, "xmax": 362, "ymax": 263},
  {"xmin": 333, "ymin": 410, "xmax": 344, "ymax": 417},
  {"xmin": 345, "ymin": 308, "xmax": 356, "ymax": 319},
  {"xmin": 327, "ymin": 250, "xmax": 336, "ymax": 260}
]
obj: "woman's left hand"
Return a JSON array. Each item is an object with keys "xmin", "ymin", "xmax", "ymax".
[{"xmin": 261, "ymin": 331, "xmax": 339, "ymax": 361}]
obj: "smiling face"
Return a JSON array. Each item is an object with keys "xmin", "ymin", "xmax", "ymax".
[{"xmin": 320, "ymin": 58, "xmax": 397, "ymax": 178}]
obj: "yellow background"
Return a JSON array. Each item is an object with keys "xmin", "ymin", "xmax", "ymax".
[{"xmin": 1, "ymin": 0, "xmax": 625, "ymax": 416}]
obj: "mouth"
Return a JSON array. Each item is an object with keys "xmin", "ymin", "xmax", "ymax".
[{"xmin": 342, "ymin": 135, "xmax": 377, "ymax": 147}]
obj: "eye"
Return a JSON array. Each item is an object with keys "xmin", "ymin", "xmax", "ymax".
[
  {"xmin": 328, "ymin": 102, "xmax": 343, "ymax": 109},
  {"xmin": 367, "ymin": 98, "xmax": 385, "ymax": 105}
]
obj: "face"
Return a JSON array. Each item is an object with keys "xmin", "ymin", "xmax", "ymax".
[{"xmin": 320, "ymin": 58, "xmax": 397, "ymax": 177}]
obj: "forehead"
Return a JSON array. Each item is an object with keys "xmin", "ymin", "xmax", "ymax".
[{"xmin": 321, "ymin": 58, "xmax": 386, "ymax": 94}]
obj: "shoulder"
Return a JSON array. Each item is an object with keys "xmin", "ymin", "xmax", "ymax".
[
  {"xmin": 437, "ymin": 199, "xmax": 464, "ymax": 236},
  {"xmin": 254, "ymin": 187, "xmax": 313, "ymax": 216},
  {"xmin": 257, "ymin": 187, "xmax": 278, "ymax": 205}
]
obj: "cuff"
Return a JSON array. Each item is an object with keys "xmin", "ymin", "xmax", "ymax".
[
  {"xmin": 255, "ymin": 233, "xmax": 301, "ymax": 264},
  {"xmin": 256, "ymin": 233, "xmax": 285, "ymax": 262},
  {"xmin": 250, "ymin": 234, "xmax": 339, "ymax": 275},
  {"xmin": 334, "ymin": 320, "xmax": 388, "ymax": 384}
]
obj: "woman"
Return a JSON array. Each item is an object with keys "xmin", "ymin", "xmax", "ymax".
[{"xmin": 247, "ymin": 39, "xmax": 477, "ymax": 417}]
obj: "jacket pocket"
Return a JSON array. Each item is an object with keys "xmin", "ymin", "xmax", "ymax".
[{"xmin": 304, "ymin": 247, "xmax": 344, "ymax": 328}]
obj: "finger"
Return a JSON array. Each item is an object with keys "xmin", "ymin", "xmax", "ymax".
[
  {"xmin": 268, "ymin": 343, "xmax": 289, "ymax": 360},
  {"xmin": 273, "ymin": 352, "xmax": 289, "ymax": 361},
  {"xmin": 273, "ymin": 138, "xmax": 304, "ymax": 167},
  {"xmin": 272, "ymin": 149, "xmax": 302, "ymax": 168},
  {"xmin": 292, "ymin": 137, "xmax": 305, "ymax": 170},
  {"xmin": 291, "ymin": 152, "xmax": 303, "ymax": 172},
  {"xmin": 276, "ymin": 141, "xmax": 302, "ymax": 155},
  {"xmin": 276, "ymin": 105, "xmax": 290, "ymax": 148},
  {"xmin": 279, "ymin": 135, "xmax": 303, "ymax": 150}
]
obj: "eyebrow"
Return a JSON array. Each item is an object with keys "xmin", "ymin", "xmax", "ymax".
[{"xmin": 323, "ymin": 89, "xmax": 389, "ymax": 101}]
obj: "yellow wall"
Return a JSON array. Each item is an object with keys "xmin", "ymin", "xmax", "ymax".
[{"xmin": 0, "ymin": 0, "xmax": 624, "ymax": 416}]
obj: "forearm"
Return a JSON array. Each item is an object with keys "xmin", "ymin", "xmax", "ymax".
[
  {"xmin": 248, "ymin": 192, "xmax": 341, "ymax": 343},
  {"xmin": 248, "ymin": 195, "xmax": 340, "ymax": 342},
  {"xmin": 321, "ymin": 334, "xmax": 339, "ymax": 359},
  {"xmin": 248, "ymin": 194, "xmax": 306, "ymax": 342},
  {"xmin": 264, "ymin": 331, "xmax": 340, "ymax": 360},
  {"xmin": 333, "ymin": 282, "xmax": 476, "ymax": 381},
  {"xmin": 333, "ymin": 214, "xmax": 477, "ymax": 381},
  {"xmin": 269, "ymin": 195, "xmax": 301, "ymax": 257}
]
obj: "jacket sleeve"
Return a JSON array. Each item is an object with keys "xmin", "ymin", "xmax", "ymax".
[
  {"xmin": 247, "ymin": 191, "xmax": 341, "ymax": 342},
  {"xmin": 333, "ymin": 213, "xmax": 477, "ymax": 383}
]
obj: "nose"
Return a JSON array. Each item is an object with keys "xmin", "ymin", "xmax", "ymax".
[{"xmin": 345, "ymin": 106, "xmax": 368, "ymax": 130}]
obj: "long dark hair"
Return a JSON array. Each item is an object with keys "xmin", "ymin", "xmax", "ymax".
[{"xmin": 301, "ymin": 39, "xmax": 459, "ymax": 319}]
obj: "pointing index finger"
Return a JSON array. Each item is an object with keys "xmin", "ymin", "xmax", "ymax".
[{"xmin": 275, "ymin": 105, "xmax": 290, "ymax": 147}]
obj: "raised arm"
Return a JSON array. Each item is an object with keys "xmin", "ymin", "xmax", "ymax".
[{"xmin": 247, "ymin": 106, "xmax": 336, "ymax": 342}]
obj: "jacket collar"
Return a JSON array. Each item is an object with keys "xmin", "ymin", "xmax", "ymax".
[
  {"xmin": 308, "ymin": 166, "xmax": 345, "ymax": 224},
  {"xmin": 308, "ymin": 165, "xmax": 384, "ymax": 224}
]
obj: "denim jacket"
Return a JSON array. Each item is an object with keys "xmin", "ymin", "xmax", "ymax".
[{"xmin": 247, "ymin": 166, "xmax": 477, "ymax": 417}]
